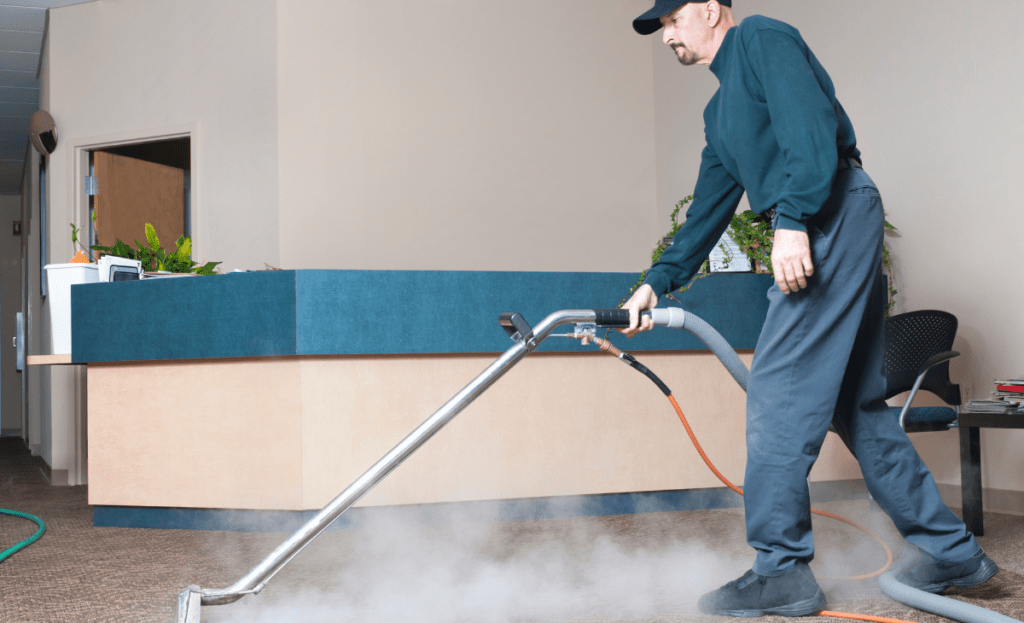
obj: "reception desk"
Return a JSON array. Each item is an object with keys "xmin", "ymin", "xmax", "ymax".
[{"xmin": 71, "ymin": 270, "xmax": 862, "ymax": 530}]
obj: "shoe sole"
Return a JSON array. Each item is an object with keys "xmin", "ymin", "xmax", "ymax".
[
  {"xmin": 915, "ymin": 556, "xmax": 999, "ymax": 594},
  {"xmin": 715, "ymin": 589, "xmax": 827, "ymax": 618}
]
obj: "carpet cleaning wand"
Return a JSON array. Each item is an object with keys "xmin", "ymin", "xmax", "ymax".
[{"xmin": 177, "ymin": 309, "xmax": 648, "ymax": 623}]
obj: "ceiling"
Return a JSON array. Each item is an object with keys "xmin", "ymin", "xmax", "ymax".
[{"xmin": 0, "ymin": 0, "xmax": 98, "ymax": 194}]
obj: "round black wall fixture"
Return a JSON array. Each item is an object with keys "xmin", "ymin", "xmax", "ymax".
[{"xmin": 30, "ymin": 110, "xmax": 58, "ymax": 156}]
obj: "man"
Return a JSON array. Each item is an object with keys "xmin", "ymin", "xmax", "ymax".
[{"xmin": 622, "ymin": 0, "xmax": 997, "ymax": 617}]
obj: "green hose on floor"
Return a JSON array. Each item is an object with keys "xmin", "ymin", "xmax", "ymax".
[{"xmin": 0, "ymin": 509, "xmax": 45, "ymax": 563}]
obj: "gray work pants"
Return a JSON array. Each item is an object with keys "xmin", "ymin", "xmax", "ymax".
[{"xmin": 744, "ymin": 164, "xmax": 980, "ymax": 576}]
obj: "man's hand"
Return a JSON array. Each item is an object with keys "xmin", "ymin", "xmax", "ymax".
[
  {"xmin": 619, "ymin": 284, "xmax": 659, "ymax": 338},
  {"xmin": 771, "ymin": 228, "xmax": 814, "ymax": 294}
]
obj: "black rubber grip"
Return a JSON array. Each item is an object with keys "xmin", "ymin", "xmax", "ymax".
[{"xmin": 594, "ymin": 308, "xmax": 631, "ymax": 327}]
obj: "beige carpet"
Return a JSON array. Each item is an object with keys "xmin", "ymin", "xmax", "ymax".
[{"xmin": 1, "ymin": 436, "xmax": 1021, "ymax": 623}]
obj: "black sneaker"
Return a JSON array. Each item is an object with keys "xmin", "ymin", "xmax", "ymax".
[
  {"xmin": 892, "ymin": 546, "xmax": 998, "ymax": 594},
  {"xmin": 697, "ymin": 563, "xmax": 827, "ymax": 617}
]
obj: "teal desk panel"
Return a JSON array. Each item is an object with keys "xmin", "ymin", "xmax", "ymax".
[
  {"xmin": 72, "ymin": 270, "xmax": 773, "ymax": 362},
  {"xmin": 71, "ymin": 271, "xmax": 298, "ymax": 363}
]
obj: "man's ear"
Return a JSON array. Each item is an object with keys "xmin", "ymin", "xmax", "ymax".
[{"xmin": 705, "ymin": 0, "xmax": 721, "ymax": 26}]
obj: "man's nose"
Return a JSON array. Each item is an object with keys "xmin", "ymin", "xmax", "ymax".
[{"xmin": 662, "ymin": 27, "xmax": 672, "ymax": 45}]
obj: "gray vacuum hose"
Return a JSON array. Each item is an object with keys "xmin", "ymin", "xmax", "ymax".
[
  {"xmin": 879, "ymin": 573, "xmax": 1021, "ymax": 623},
  {"xmin": 647, "ymin": 306, "xmax": 1021, "ymax": 623},
  {"xmin": 649, "ymin": 307, "xmax": 748, "ymax": 391}
]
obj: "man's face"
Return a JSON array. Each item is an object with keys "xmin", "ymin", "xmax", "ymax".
[{"xmin": 660, "ymin": 3, "xmax": 709, "ymax": 66}]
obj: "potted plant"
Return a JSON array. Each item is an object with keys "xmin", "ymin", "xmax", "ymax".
[
  {"xmin": 629, "ymin": 197, "xmax": 899, "ymax": 315},
  {"xmin": 90, "ymin": 223, "xmax": 221, "ymax": 277}
]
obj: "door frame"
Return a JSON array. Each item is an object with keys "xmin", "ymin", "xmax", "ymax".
[{"xmin": 67, "ymin": 123, "xmax": 200, "ymax": 266}]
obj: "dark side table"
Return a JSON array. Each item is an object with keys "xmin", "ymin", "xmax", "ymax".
[{"xmin": 958, "ymin": 410, "xmax": 1024, "ymax": 536}]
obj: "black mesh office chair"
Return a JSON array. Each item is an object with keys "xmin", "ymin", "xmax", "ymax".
[{"xmin": 883, "ymin": 310, "xmax": 962, "ymax": 433}]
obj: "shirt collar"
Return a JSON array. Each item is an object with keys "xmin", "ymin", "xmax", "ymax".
[{"xmin": 709, "ymin": 26, "xmax": 737, "ymax": 81}]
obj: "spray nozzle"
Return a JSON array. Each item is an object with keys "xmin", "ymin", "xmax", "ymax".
[{"xmin": 549, "ymin": 322, "xmax": 598, "ymax": 341}]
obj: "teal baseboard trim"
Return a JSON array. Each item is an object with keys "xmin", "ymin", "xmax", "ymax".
[
  {"xmin": 93, "ymin": 479, "xmax": 867, "ymax": 532},
  {"xmin": 72, "ymin": 270, "xmax": 774, "ymax": 362}
]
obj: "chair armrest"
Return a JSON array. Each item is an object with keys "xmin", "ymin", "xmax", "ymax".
[
  {"xmin": 900, "ymin": 351, "xmax": 960, "ymax": 429},
  {"xmin": 915, "ymin": 350, "xmax": 960, "ymax": 377}
]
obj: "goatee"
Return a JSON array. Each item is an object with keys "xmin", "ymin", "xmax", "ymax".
[{"xmin": 673, "ymin": 44, "xmax": 697, "ymax": 66}]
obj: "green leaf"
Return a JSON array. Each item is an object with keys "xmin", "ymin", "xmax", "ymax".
[
  {"xmin": 725, "ymin": 211, "xmax": 774, "ymax": 274},
  {"xmin": 196, "ymin": 261, "xmax": 221, "ymax": 275},
  {"xmin": 112, "ymin": 239, "xmax": 135, "ymax": 259},
  {"xmin": 145, "ymin": 223, "xmax": 160, "ymax": 252},
  {"xmin": 135, "ymin": 239, "xmax": 154, "ymax": 270},
  {"xmin": 176, "ymin": 237, "xmax": 192, "ymax": 262}
]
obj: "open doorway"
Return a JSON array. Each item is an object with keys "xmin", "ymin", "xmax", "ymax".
[{"xmin": 87, "ymin": 137, "xmax": 191, "ymax": 261}]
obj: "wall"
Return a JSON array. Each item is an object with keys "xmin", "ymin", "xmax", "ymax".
[
  {"xmin": 276, "ymin": 0, "xmax": 659, "ymax": 273},
  {"xmin": 0, "ymin": 192, "xmax": 22, "ymax": 433},
  {"xmin": 32, "ymin": 37, "xmax": 50, "ymax": 464},
  {"xmin": 23, "ymin": 146, "xmax": 45, "ymax": 457},
  {"xmin": 46, "ymin": 0, "xmax": 280, "ymax": 273},
  {"xmin": 652, "ymin": 1, "xmax": 1024, "ymax": 504},
  {"xmin": 45, "ymin": 0, "xmax": 660, "ymax": 277}
]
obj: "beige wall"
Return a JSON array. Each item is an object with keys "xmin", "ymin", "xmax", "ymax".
[
  {"xmin": 652, "ymin": 1, "xmax": 1024, "ymax": 500},
  {"xmin": 29, "ymin": 39, "xmax": 50, "ymax": 464},
  {"xmin": 43, "ymin": 0, "xmax": 660, "ymax": 275},
  {"xmin": 23, "ymin": 146, "xmax": 46, "ymax": 459},
  {"xmin": 276, "ymin": 0, "xmax": 659, "ymax": 273},
  {"xmin": 46, "ymin": 0, "xmax": 280, "ymax": 273}
]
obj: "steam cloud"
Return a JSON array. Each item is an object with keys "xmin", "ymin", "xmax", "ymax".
[{"xmin": 209, "ymin": 507, "xmax": 748, "ymax": 623}]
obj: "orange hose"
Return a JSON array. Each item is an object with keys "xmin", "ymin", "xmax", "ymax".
[{"xmin": 817, "ymin": 611, "xmax": 919, "ymax": 623}]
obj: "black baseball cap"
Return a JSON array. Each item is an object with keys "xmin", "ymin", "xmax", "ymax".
[{"xmin": 633, "ymin": 0, "xmax": 733, "ymax": 35}]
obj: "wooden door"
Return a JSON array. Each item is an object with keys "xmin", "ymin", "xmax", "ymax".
[{"xmin": 93, "ymin": 151, "xmax": 185, "ymax": 255}]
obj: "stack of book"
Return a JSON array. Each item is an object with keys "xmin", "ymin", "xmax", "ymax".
[{"xmin": 965, "ymin": 379, "xmax": 1024, "ymax": 413}]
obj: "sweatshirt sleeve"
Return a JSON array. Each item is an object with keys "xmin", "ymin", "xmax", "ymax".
[
  {"xmin": 643, "ymin": 138, "xmax": 745, "ymax": 297},
  {"xmin": 746, "ymin": 27, "xmax": 839, "ymax": 232}
]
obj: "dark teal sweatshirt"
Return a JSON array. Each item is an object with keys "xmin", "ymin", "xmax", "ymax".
[{"xmin": 643, "ymin": 15, "xmax": 860, "ymax": 297}]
